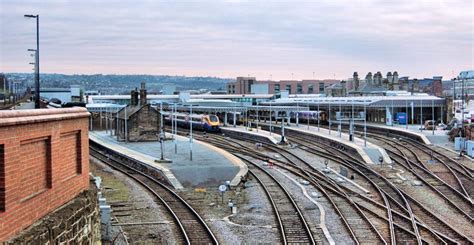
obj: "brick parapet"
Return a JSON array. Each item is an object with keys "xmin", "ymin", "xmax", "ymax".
[
  {"xmin": 0, "ymin": 108, "xmax": 89, "ymax": 127},
  {"xmin": 0, "ymin": 108, "xmax": 90, "ymax": 241}
]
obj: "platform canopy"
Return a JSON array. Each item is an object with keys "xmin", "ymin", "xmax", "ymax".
[
  {"xmin": 246, "ymin": 105, "xmax": 310, "ymax": 112},
  {"xmin": 86, "ymin": 103, "xmax": 126, "ymax": 113},
  {"xmin": 262, "ymin": 95, "xmax": 445, "ymax": 108},
  {"xmin": 163, "ymin": 105, "xmax": 248, "ymax": 113},
  {"xmin": 159, "ymin": 105, "xmax": 309, "ymax": 113}
]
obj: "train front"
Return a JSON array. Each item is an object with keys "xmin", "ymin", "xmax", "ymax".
[{"xmin": 205, "ymin": 114, "xmax": 221, "ymax": 132}]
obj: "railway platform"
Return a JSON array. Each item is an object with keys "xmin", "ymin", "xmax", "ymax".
[
  {"xmin": 278, "ymin": 124, "xmax": 391, "ymax": 165},
  {"xmin": 221, "ymin": 125, "xmax": 285, "ymax": 144},
  {"xmin": 350, "ymin": 122, "xmax": 432, "ymax": 144},
  {"xmin": 89, "ymin": 131, "xmax": 247, "ymax": 189}
]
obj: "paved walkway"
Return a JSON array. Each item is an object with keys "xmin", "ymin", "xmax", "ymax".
[{"xmin": 90, "ymin": 131, "xmax": 247, "ymax": 189}]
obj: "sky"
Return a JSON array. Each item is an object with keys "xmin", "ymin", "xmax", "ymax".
[{"xmin": 0, "ymin": 0, "xmax": 473, "ymax": 80}]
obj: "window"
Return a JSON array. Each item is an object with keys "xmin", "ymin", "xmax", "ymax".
[
  {"xmin": 247, "ymin": 80, "xmax": 254, "ymax": 93},
  {"xmin": 274, "ymin": 84, "xmax": 280, "ymax": 93},
  {"xmin": 319, "ymin": 82, "xmax": 325, "ymax": 93},
  {"xmin": 286, "ymin": 84, "xmax": 292, "ymax": 94},
  {"xmin": 308, "ymin": 84, "xmax": 314, "ymax": 93},
  {"xmin": 297, "ymin": 84, "xmax": 302, "ymax": 93},
  {"xmin": 209, "ymin": 115, "xmax": 219, "ymax": 122}
]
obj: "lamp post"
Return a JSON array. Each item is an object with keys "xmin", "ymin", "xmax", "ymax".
[
  {"xmin": 256, "ymin": 101, "xmax": 259, "ymax": 132},
  {"xmin": 339, "ymin": 100, "xmax": 342, "ymax": 138},
  {"xmin": 351, "ymin": 98, "xmax": 354, "ymax": 141},
  {"xmin": 328, "ymin": 100, "xmax": 331, "ymax": 135},
  {"xmin": 296, "ymin": 102, "xmax": 299, "ymax": 127},
  {"xmin": 174, "ymin": 103, "xmax": 178, "ymax": 154},
  {"xmin": 307, "ymin": 100, "xmax": 310, "ymax": 130},
  {"xmin": 269, "ymin": 102, "xmax": 272, "ymax": 135},
  {"xmin": 432, "ymin": 99, "xmax": 435, "ymax": 135},
  {"xmin": 405, "ymin": 99, "xmax": 408, "ymax": 129},
  {"xmin": 160, "ymin": 102, "xmax": 165, "ymax": 160},
  {"xmin": 190, "ymin": 104, "xmax": 193, "ymax": 161},
  {"xmin": 317, "ymin": 98, "xmax": 320, "ymax": 132},
  {"xmin": 364, "ymin": 101, "xmax": 367, "ymax": 147},
  {"xmin": 24, "ymin": 14, "xmax": 40, "ymax": 109},
  {"xmin": 420, "ymin": 99, "xmax": 423, "ymax": 132}
]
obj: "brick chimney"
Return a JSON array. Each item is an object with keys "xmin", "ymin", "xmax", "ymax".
[
  {"xmin": 353, "ymin": 72, "xmax": 359, "ymax": 91},
  {"xmin": 130, "ymin": 90, "xmax": 135, "ymax": 105},
  {"xmin": 140, "ymin": 82, "xmax": 147, "ymax": 106}
]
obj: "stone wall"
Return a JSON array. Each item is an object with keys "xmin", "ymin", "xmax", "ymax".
[{"xmin": 6, "ymin": 188, "xmax": 100, "ymax": 244}]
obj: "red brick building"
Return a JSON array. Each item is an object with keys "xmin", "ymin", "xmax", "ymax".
[{"xmin": 0, "ymin": 108, "xmax": 90, "ymax": 241}]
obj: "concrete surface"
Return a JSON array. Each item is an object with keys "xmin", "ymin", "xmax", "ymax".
[
  {"xmin": 284, "ymin": 124, "xmax": 392, "ymax": 165},
  {"xmin": 90, "ymin": 131, "xmax": 247, "ymax": 188},
  {"xmin": 351, "ymin": 122, "xmax": 432, "ymax": 145},
  {"xmin": 222, "ymin": 125, "xmax": 284, "ymax": 144}
]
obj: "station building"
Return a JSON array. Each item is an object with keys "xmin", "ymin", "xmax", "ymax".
[
  {"xmin": 266, "ymin": 93, "xmax": 445, "ymax": 125},
  {"xmin": 116, "ymin": 83, "xmax": 161, "ymax": 142}
]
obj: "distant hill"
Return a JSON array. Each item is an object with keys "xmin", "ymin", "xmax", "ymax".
[{"xmin": 4, "ymin": 73, "xmax": 234, "ymax": 94}]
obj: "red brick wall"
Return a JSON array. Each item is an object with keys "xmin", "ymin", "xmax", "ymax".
[{"xmin": 0, "ymin": 108, "xmax": 90, "ymax": 242}]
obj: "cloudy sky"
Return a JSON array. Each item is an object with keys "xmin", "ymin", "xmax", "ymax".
[{"xmin": 0, "ymin": 0, "xmax": 472, "ymax": 80}]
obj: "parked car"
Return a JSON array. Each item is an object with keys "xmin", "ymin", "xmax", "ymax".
[{"xmin": 424, "ymin": 120, "xmax": 436, "ymax": 130}]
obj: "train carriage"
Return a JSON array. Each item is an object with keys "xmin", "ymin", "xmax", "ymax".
[
  {"xmin": 291, "ymin": 110, "xmax": 328, "ymax": 124},
  {"xmin": 164, "ymin": 112, "xmax": 221, "ymax": 132}
]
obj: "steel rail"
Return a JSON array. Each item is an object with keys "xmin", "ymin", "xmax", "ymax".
[{"xmin": 90, "ymin": 145, "xmax": 219, "ymax": 245}]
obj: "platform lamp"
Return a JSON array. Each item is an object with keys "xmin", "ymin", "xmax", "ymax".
[
  {"xmin": 432, "ymin": 99, "xmax": 435, "ymax": 135},
  {"xmin": 24, "ymin": 14, "xmax": 40, "ymax": 109},
  {"xmin": 405, "ymin": 99, "xmax": 408, "ymax": 129}
]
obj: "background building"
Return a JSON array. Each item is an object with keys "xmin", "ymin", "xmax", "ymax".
[
  {"xmin": 227, "ymin": 77, "xmax": 339, "ymax": 95},
  {"xmin": 452, "ymin": 70, "xmax": 474, "ymax": 99}
]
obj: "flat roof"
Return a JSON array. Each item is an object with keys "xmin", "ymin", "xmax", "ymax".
[
  {"xmin": 264, "ymin": 95, "xmax": 445, "ymax": 108},
  {"xmin": 90, "ymin": 94, "xmax": 274, "ymax": 100}
]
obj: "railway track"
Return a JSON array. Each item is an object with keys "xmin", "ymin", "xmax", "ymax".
[
  {"xmin": 400, "ymin": 138, "xmax": 474, "ymax": 197},
  {"xmin": 165, "ymin": 126, "xmax": 473, "ymax": 243},
  {"xmin": 240, "ymin": 157, "xmax": 316, "ymax": 244},
  {"xmin": 218, "ymin": 126, "xmax": 466, "ymax": 243},
  {"xmin": 89, "ymin": 144, "xmax": 219, "ymax": 245},
  {"xmin": 195, "ymin": 134, "xmax": 391, "ymax": 244},
  {"xmin": 367, "ymin": 134, "xmax": 474, "ymax": 220},
  {"xmin": 212, "ymin": 134, "xmax": 449, "ymax": 244},
  {"xmin": 281, "ymin": 130, "xmax": 473, "ymax": 244}
]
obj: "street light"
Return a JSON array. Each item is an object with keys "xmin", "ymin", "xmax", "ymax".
[{"xmin": 24, "ymin": 14, "xmax": 40, "ymax": 109}]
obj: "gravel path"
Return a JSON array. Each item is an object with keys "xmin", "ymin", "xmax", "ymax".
[
  {"xmin": 91, "ymin": 157, "xmax": 178, "ymax": 244},
  {"xmin": 179, "ymin": 178, "xmax": 281, "ymax": 244}
]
